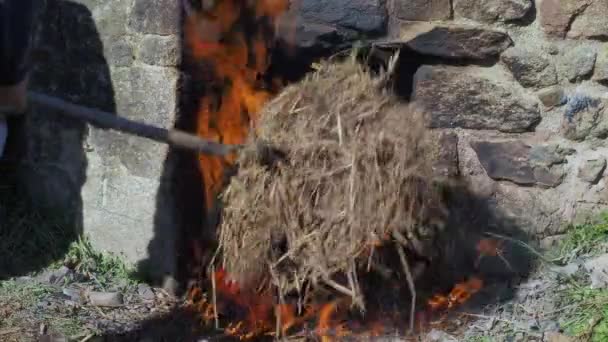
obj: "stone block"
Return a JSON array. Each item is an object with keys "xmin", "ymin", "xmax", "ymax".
[
  {"xmin": 129, "ymin": 0, "xmax": 180, "ymax": 35},
  {"xmin": 106, "ymin": 38, "xmax": 134, "ymax": 67},
  {"xmin": 395, "ymin": 22, "xmax": 513, "ymax": 60},
  {"xmin": 578, "ymin": 158, "xmax": 607, "ymax": 184},
  {"xmin": 412, "ymin": 65, "xmax": 541, "ymax": 133},
  {"xmin": 593, "ymin": 47, "xmax": 608, "ymax": 83},
  {"xmin": 430, "ymin": 131, "xmax": 459, "ymax": 178},
  {"xmin": 298, "ymin": 0, "xmax": 387, "ymax": 34},
  {"xmin": 18, "ymin": 0, "xmax": 181, "ymax": 277},
  {"xmin": 137, "ymin": 35, "xmax": 181, "ymax": 67},
  {"xmin": 537, "ymin": 87, "xmax": 566, "ymax": 108},
  {"xmin": 453, "ymin": 0, "xmax": 532, "ymax": 23},
  {"xmin": 111, "ymin": 66, "xmax": 178, "ymax": 178},
  {"xmin": 501, "ymin": 47, "xmax": 558, "ymax": 88},
  {"xmin": 538, "ymin": 0, "xmax": 591, "ymax": 38},
  {"xmin": 388, "ymin": 0, "xmax": 451, "ymax": 21},
  {"xmin": 470, "ymin": 141, "xmax": 568, "ymax": 188},
  {"xmin": 559, "ymin": 47, "xmax": 597, "ymax": 82},
  {"xmin": 568, "ymin": 0, "xmax": 608, "ymax": 40}
]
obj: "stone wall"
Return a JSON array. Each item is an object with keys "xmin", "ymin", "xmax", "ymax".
[
  {"xmin": 15, "ymin": 0, "xmax": 608, "ymax": 277},
  {"xmin": 17, "ymin": 0, "xmax": 181, "ymax": 279},
  {"xmin": 289, "ymin": 0, "xmax": 608, "ymax": 244}
]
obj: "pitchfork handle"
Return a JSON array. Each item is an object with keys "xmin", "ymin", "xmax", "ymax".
[{"xmin": 27, "ymin": 91, "xmax": 241, "ymax": 156}]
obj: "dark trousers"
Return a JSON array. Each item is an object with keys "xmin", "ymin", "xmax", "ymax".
[{"xmin": 0, "ymin": 0, "xmax": 41, "ymax": 86}]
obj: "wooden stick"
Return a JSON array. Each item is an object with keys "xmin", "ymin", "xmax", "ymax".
[{"xmin": 27, "ymin": 91, "xmax": 241, "ymax": 156}]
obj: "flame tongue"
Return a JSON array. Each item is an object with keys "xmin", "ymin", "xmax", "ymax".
[{"xmin": 184, "ymin": 0, "xmax": 287, "ymax": 208}]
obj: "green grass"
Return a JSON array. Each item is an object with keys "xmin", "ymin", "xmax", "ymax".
[
  {"xmin": 552, "ymin": 212, "xmax": 608, "ymax": 342},
  {"xmin": 61, "ymin": 236, "xmax": 137, "ymax": 288},
  {"xmin": 559, "ymin": 285, "xmax": 608, "ymax": 342},
  {"xmin": 549, "ymin": 212, "xmax": 608, "ymax": 264}
]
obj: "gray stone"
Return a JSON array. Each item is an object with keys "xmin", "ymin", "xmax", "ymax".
[
  {"xmin": 538, "ymin": 0, "xmax": 592, "ymax": 38},
  {"xmin": 111, "ymin": 66, "xmax": 178, "ymax": 178},
  {"xmin": 561, "ymin": 95, "xmax": 605, "ymax": 141},
  {"xmin": 88, "ymin": 291, "xmax": 124, "ymax": 307},
  {"xmin": 18, "ymin": 0, "xmax": 181, "ymax": 284},
  {"xmin": 426, "ymin": 329, "xmax": 458, "ymax": 342},
  {"xmin": 129, "ymin": 0, "xmax": 180, "ymax": 35},
  {"xmin": 454, "ymin": 0, "xmax": 532, "ymax": 23},
  {"xmin": 540, "ymin": 235, "xmax": 566, "ymax": 249},
  {"xmin": 529, "ymin": 145, "xmax": 572, "ymax": 166},
  {"xmin": 583, "ymin": 254, "xmax": 608, "ymax": 288},
  {"xmin": 279, "ymin": 0, "xmax": 386, "ymax": 53},
  {"xmin": 501, "ymin": 47, "xmax": 558, "ymax": 88},
  {"xmin": 106, "ymin": 39, "xmax": 134, "ymax": 67},
  {"xmin": 559, "ymin": 47, "xmax": 597, "ymax": 82},
  {"xmin": 88, "ymin": 0, "xmax": 131, "ymax": 38},
  {"xmin": 592, "ymin": 47, "xmax": 608, "ymax": 83},
  {"xmin": 39, "ymin": 266, "xmax": 73, "ymax": 285},
  {"xmin": 429, "ymin": 131, "xmax": 459, "ymax": 178},
  {"xmin": 413, "ymin": 65, "xmax": 541, "ymax": 133},
  {"xmin": 550, "ymin": 263, "xmax": 580, "ymax": 276},
  {"xmin": 62, "ymin": 287, "xmax": 85, "ymax": 303},
  {"xmin": 388, "ymin": 0, "xmax": 451, "ymax": 21},
  {"xmin": 298, "ymin": 0, "xmax": 386, "ymax": 35},
  {"xmin": 537, "ymin": 87, "xmax": 566, "ymax": 108},
  {"xmin": 137, "ymin": 283, "xmax": 156, "ymax": 301},
  {"xmin": 578, "ymin": 158, "xmax": 607, "ymax": 183},
  {"xmin": 470, "ymin": 140, "xmax": 567, "ymax": 188},
  {"xmin": 568, "ymin": 1, "xmax": 608, "ymax": 40},
  {"xmin": 137, "ymin": 35, "xmax": 180, "ymax": 67},
  {"xmin": 397, "ymin": 23, "xmax": 513, "ymax": 60}
]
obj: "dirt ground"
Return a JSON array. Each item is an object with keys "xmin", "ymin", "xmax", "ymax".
[{"xmin": 2, "ymin": 212, "xmax": 608, "ymax": 342}]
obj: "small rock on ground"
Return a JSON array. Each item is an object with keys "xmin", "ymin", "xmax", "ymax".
[{"xmin": 88, "ymin": 291, "xmax": 125, "ymax": 307}]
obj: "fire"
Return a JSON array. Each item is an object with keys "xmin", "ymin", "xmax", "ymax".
[
  {"xmin": 183, "ymin": 0, "xmax": 288, "ymax": 208},
  {"xmin": 427, "ymin": 277, "xmax": 484, "ymax": 312},
  {"xmin": 182, "ymin": 0, "xmax": 506, "ymax": 338}
]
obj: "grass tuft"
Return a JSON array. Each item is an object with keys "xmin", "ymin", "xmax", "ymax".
[
  {"xmin": 61, "ymin": 236, "xmax": 137, "ymax": 288},
  {"xmin": 549, "ymin": 212, "xmax": 608, "ymax": 264}
]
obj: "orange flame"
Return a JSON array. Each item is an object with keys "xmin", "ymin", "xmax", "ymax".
[
  {"xmin": 427, "ymin": 277, "xmax": 484, "ymax": 312},
  {"xmin": 184, "ymin": 0, "xmax": 288, "ymax": 209}
]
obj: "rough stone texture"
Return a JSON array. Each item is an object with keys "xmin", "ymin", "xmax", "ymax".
[
  {"xmin": 562, "ymin": 96, "xmax": 606, "ymax": 141},
  {"xmin": 88, "ymin": 291, "xmax": 124, "ymax": 307},
  {"xmin": 453, "ymin": 0, "xmax": 532, "ymax": 23},
  {"xmin": 537, "ymin": 87, "xmax": 566, "ymax": 108},
  {"xmin": 568, "ymin": 0, "xmax": 608, "ymax": 40},
  {"xmin": 578, "ymin": 158, "xmax": 607, "ymax": 184},
  {"xmin": 413, "ymin": 65, "xmax": 541, "ymax": 133},
  {"xmin": 470, "ymin": 141, "xmax": 567, "ymax": 188},
  {"xmin": 538, "ymin": 0, "xmax": 591, "ymax": 38},
  {"xmin": 583, "ymin": 254, "xmax": 608, "ymax": 289},
  {"xmin": 593, "ymin": 47, "xmax": 608, "ymax": 83},
  {"xmin": 298, "ymin": 0, "xmax": 386, "ymax": 35},
  {"xmin": 283, "ymin": 0, "xmax": 387, "ymax": 53},
  {"xmin": 137, "ymin": 35, "xmax": 180, "ymax": 67},
  {"xmin": 397, "ymin": 22, "xmax": 513, "ymax": 60},
  {"xmin": 429, "ymin": 131, "xmax": 459, "ymax": 178},
  {"xmin": 388, "ymin": 0, "xmax": 451, "ymax": 21},
  {"xmin": 18, "ymin": 0, "xmax": 181, "ymax": 280},
  {"xmin": 559, "ymin": 47, "xmax": 597, "ymax": 82},
  {"xmin": 128, "ymin": 0, "xmax": 180, "ymax": 35},
  {"xmin": 501, "ymin": 47, "xmax": 558, "ymax": 88}
]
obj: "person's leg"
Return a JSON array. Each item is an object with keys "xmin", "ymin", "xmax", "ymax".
[{"xmin": 0, "ymin": 0, "xmax": 40, "ymax": 158}]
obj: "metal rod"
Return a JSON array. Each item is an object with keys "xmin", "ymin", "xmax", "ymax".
[{"xmin": 27, "ymin": 91, "xmax": 241, "ymax": 156}]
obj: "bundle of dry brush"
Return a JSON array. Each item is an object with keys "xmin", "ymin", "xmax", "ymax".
[{"xmin": 216, "ymin": 52, "xmax": 449, "ymax": 313}]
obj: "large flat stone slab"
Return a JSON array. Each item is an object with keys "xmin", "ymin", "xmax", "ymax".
[{"xmin": 412, "ymin": 65, "xmax": 541, "ymax": 133}]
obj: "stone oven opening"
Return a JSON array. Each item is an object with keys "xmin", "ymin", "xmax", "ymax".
[{"xmin": 171, "ymin": 1, "xmax": 541, "ymax": 340}]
